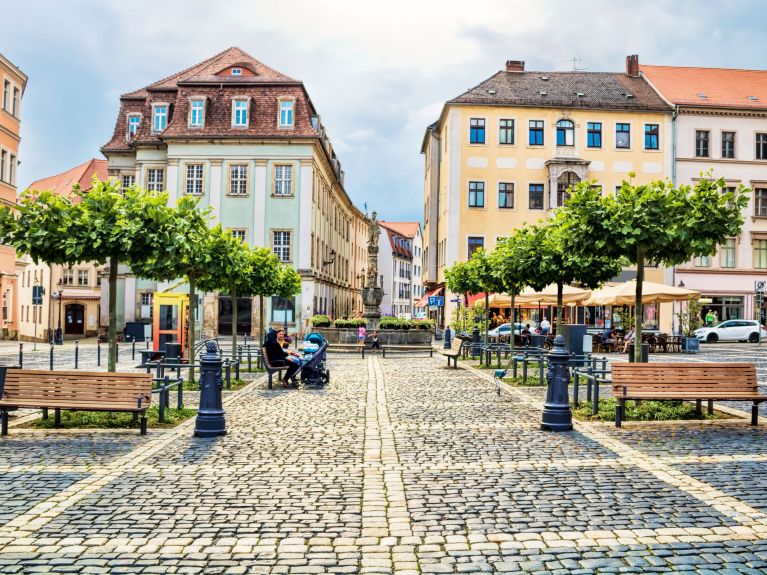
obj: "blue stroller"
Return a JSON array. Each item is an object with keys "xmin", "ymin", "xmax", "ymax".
[{"xmin": 299, "ymin": 332, "xmax": 330, "ymax": 387}]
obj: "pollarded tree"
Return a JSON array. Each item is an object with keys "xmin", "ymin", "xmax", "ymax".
[
  {"xmin": 245, "ymin": 247, "xmax": 283, "ymax": 344},
  {"xmin": 272, "ymin": 264, "xmax": 303, "ymax": 333},
  {"xmin": 491, "ymin": 226, "xmax": 544, "ymax": 328},
  {"xmin": 562, "ymin": 176, "xmax": 748, "ymax": 362}
]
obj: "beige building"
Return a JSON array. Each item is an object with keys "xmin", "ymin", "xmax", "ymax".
[
  {"xmin": 18, "ymin": 160, "xmax": 108, "ymax": 341},
  {"xmin": 1, "ymin": 53, "xmax": 27, "ymax": 339}
]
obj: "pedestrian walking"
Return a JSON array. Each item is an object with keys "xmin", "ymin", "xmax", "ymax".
[{"xmin": 357, "ymin": 324, "xmax": 367, "ymax": 353}]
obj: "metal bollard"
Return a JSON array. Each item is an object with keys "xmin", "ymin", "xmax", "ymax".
[
  {"xmin": 573, "ymin": 369, "xmax": 580, "ymax": 407},
  {"xmin": 97, "ymin": 341, "xmax": 101, "ymax": 367},
  {"xmin": 49, "ymin": 344, "xmax": 54, "ymax": 371},
  {"xmin": 540, "ymin": 335, "xmax": 573, "ymax": 431},
  {"xmin": 74, "ymin": 341, "xmax": 79, "ymax": 370},
  {"xmin": 18, "ymin": 343, "xmax": 23, "ymax": 369},
  {"xmin": 225, "ymin": 359, "xmax": 231, "ymax": 390},
  {"xmin": 522, "ymin": 356, "xmax": 528, "ymax": 384},
  {"xmin": 132, "ymin": 338, "xmax": 136, "ymax": 360},
  {"xmin": 235, "ymin": 360, "xmax": 240, "ymax": 381},
  {"xmin": 247, "ymin": 349, "xmax": 252, "ymax": 372},
  {"xmin": 177, "ymin": 376, "xmax": 184, "ymax": 409},
  {"xmin": 512, "ymin": 356, "xmax": 518, "ymax": 379},
  {"xmin": 593, "ymin": 374, "xmax": 600, "ymax": 416},
  {"xmin": 146, "ymin": 339, "xmax": 150, "ymax": 349},
  {"xmin": 116, "ymin": 342, "xmax": 119, "ymax": 363},
  {"xmin": 194, "ymin": 340, "xmax": 226, "ymax": 437},
  {"xmin": 538, "ymin": 356, "xmax": 544, "ymax": 386},
  {"xmin": 158, "ymin": 376, "xmax": 168, "ymax": 424}
]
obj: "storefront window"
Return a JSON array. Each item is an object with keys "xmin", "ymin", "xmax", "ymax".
[{"xmin": 701, "ymin": 296, "xmax": 744, "ymax": 322}]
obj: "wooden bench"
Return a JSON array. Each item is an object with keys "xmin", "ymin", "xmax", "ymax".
[
  {"xmin": 611, "ymin": 362, "xmax": 767, "ymax": 428},
  {"xmin": 0, "ymin": 368, "xmax": 153, "ymax": 435},
  {"xmin": 261, "ymin": 347, "xmax": 288, "ymax": 390},
  {"xmin": 381, "ymin": 345, "xmax": 434, "ymax": 358},
  {"xmin": 440, "ymin": 338, "xmax": 464, "ymax": 368}
]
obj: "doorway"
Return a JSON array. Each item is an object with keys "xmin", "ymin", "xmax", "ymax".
[
  {"xmin": 64, "ymin": 303, "xmax": 85, "ymax": 336},
  {"xmin": 218, "ymin": 296, "xmax": 252, "ymax": 336}
]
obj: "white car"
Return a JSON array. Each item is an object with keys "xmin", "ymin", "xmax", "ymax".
[
  {"xmin": 487, "ymin": 323, "xmax": 524, "ymax": 338},
  {"xmin": 694, "ymin": 320, "xmax": 767, "ymax": 343}
]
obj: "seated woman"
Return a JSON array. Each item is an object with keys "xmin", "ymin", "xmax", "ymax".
[
  {"xmin": 520, "ymin": 323, "xmax": 532, "ymax": 346},
  {"xmin": 264, "ymin": 328, "xmax": 301, "ymax": 387},
  {"xmin": 622, "ymin": 328, "xmax": 635, "ymax": 353}
]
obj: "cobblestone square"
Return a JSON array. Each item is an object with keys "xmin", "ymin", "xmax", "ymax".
[{"xmin": 1, "ymin": 353, "xmax": 767, "ymax": 573}]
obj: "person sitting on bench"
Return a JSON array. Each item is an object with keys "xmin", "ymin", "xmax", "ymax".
[{"xmin": 264, "ymin": 328, "xmax": 301, "ymax": 387}]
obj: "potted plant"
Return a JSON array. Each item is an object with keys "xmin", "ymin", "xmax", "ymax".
[
  {"xmin": 309, "ymin": 314, "xmax": 331, "ymax": 328},
  {"xmin": 676, "ymin": 297, "xmax": 703, "ymax": 353}
]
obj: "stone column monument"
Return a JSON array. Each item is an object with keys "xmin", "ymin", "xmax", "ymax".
[{"xmin": 362, "ymin": 211, "xmax": 384, "ymax": 329}]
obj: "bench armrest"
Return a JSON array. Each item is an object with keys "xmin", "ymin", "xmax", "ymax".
[{"xmin": 136, "ymin": 394, "xmax": 150, "ymax": 410}]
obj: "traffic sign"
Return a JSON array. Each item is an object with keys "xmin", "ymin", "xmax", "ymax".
[
  {"xmin": 32, "ymin": 285, "xmax": 44, "ymax": 305},
  {"xmin": 428, "ymin": 296, "xmax": 445, "ymax": 307},
  {"xmin": 756, "ymin": 281, "xmax": 766, "ymax": 293}
]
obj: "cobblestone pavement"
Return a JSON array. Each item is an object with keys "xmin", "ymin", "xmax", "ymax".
[{"xmin": 1, "ymin": 354, "xmax": 767, "ymax": 573}]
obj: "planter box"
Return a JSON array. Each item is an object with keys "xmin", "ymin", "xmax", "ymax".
[
  {"xmin": 681, "ymin": 336, "xmax": 700, "ymax": 353},
  {"xmin": 311, "ymin": 327, "xmax": 432, "ymax": 345}
]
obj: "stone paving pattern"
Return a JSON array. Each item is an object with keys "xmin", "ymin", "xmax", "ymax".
[{"xmin": 0, "ymin": 352, "xmax": 766, "ymax": 573}]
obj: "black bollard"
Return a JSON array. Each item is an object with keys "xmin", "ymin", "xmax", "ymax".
[
  {"xmin": 471, "ymin": 326, "xmax": 480, "ymax": 358},
  {"xmin": 18, "ymin": 343, "xmax": 23, "ymax": 369},
  {"xmin": 194, "ymin": 340, "xmax": 226, "ymax": 437},
  {"xmin": 132, "ymin": 338, "xmax": 136, "ymax": 360},
  {"xmin": 49, "ymin": 344, "xmax": 54, "ymax": 371},
  {"xmin": 443, "ymin": 326, "xmax": 452, "ymax": 350},
  {"xmin": 97, "ymin": 341, "xmax": 101, "ymax": 367},
  {"xmin": 116, "ymin": 342, "xmax": 119, "ymax": 363},
  {"xmin": 540, "ymin": 335, "xmax": 573, "ymax": 431},
  {"xmin": 74, "ymin": 341, "xmax": 79, "ymax": 370}
]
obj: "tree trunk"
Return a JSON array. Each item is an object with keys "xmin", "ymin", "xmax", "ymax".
[
  {"xmin": 259, "ymin": 294, "xmax": 265, "ymax": 345},
  {"xmin": 108, "ymin": 257, "xmax": 118, "ymax": 372},
  {"xmin": 556, "ymin": 282, "xmax": 564, "ymax": 335},
  {"xmin": 484, "ymin": 292, "xmax": 489, "ymax": 351},
  {"xmin": 188, "ymin": 275, "xmax": 196, "ymax": 383},
  {"xmin": 231, "ymin": 287, "xmax": 238, "ymax": 358},
  {"xmin": 634, "ymin": 247, "xmax": 645, "ymax": 363},
  {"xmin": 510, "ymin": 290, "xmax": 516, "ymax": 343}
]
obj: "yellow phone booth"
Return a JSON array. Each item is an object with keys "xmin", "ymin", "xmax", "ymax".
[{"xmin": 152, "ymin": 292, "xmax": 189, "ymax": 359}]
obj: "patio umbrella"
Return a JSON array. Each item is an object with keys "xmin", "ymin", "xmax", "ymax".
[
  {"xmin": 583, "ymin": 280, "xmax": 700, "ymax": 306},
  {"xmin": 515, "ymin": 284, "xmax": 592, "ymax": 305}
]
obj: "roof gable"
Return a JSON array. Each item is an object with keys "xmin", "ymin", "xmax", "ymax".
[{"xmin": 26, "ymin": 159, "xmax": 109, "ymax": 198}]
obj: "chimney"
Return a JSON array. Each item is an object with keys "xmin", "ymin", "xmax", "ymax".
[
  {"xmin": 626, "ymin": 54, "xmax": 639, "ymax": 77},
  {"xmin": 505, "ymin": 60, "xmax": 525, "ymax": 73}
]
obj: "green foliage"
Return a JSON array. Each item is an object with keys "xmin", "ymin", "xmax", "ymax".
[
  {"xmin": 333, "ymin": 318, "xmax": 367, "ymax": 328},
  {"xmin": 310, "ymin": 314, "xmax": 331, "ymax": 327},
  {"xmin": 677, "ymin": 297, "xmax": 705, "ymax": 336},
  {"xmin": 614, "ymin": 306, "xmax": 635, "ymax": 330},
  {"xmin": 379, "ymin": 317, "xmax": 403, "ymax": 330},
  {"xmin": 450, "ymin": 306, "xmax": 473, "ymax": 334},
  {"xmin": 273, "ymin": 264, "xmax": 302, "ymax": 299},
  {"xmin": 572, "ymin": 398, "xmax": 727, "ymax": 422},
  {"xmin": 30, "ymin": 406, "xmax": 196, "ymax": 430}
]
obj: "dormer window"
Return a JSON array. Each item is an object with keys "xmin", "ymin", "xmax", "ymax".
[
  {"xmin": 189, "ymin": 98, "xmax": 205, "ymax": 127},
  {"xmin": 127, "ymin": 114, "xmax": 141, "ymax": 138},
  {"xmin": 231, "ymin": 68, "xmax": 242, "ymax": 76},
  {"xmin": 279, "ymin": 99, "xmax": 295, "ymax": 128},
  {"xmin": 152, "ymin": 104, "xmax": 168, "ymax": 132},
  {"xmin": 232, "ymin": 98, "xmax": 249, "ymax": 127}
]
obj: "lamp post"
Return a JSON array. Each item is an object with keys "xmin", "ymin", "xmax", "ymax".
[
  {"xmin": 320, "ymin": 249, "xmax": 337, "ymax": 326},
  {"xmin": 54, "ymin": 279, "xmax": 63, "ymax": 345},
  {"xmin": 540, "ymin": 335, "xmax": 573, "ymax": 431},
  {"xmin": 677, "ymin": 280, "xmax": 685, "ymax": 335}
]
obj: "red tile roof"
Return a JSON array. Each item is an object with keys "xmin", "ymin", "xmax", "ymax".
[
  {"xmin": 380, "ymin": 221, "xmax": 421, "ymax": 239},
  {"xmin": 26, "ymin": 159, "xmax": 108, "ymax": 200},
  {"xmin": 641, "ymin": 64, "xmax": 767, "ymax": 110},
  {"xmin": 380, "ymin": 223, "xmax": 413, "ymax": 259}
]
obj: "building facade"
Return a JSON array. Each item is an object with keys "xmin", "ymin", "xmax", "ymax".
[
  {"xmin": 101, "ymin": 47, "xmax": 366, "ymax": 339},
  {"xmin": 0, "ymin": 53, "xmax": 27, "ymax": 340},
  {"xmin": 18, "ymin": 160, "xmax": 108, "ymax": 341},
  {"xmin": 642, "ymin": 63, "xmax": 767, "ymax": 324},
  {"xmin": 422, "ymin": 56, "xmax": 674, "ymax": 329},
  {"xmin": 377, "ymin": 222, "xmax": 423, "ymax": 317}
]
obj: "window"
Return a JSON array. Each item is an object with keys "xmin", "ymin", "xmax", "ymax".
[
  {"xmin": 189, "ymin": 99, "xmax": 205, "ymax": 127},
  {"xmin": 557, "ymin": 172, "xmax": 579, "ymax": 207},
  {"xmin": 721, "ymin": 238, "xmax": 736, "ymax": 268},
  {"xmin": 121, "ymin": 175, "xmax": 135, "ymax": 190},
  {"xmin": 498, "ymin": 183, "xmax": 514, "ymax": 209},
  {"xmin": 529, "ymin": 120, "xmax": 544, "ymax": 145},
  {"xmin": 8, "ymin": 154, "xmax": 15, "ymax": 186},
  {"xmin": 755, "ymin": 239, "xmax": 767, "ymax": 269},
  {"xmin": 695, "ymin": 130, "xmax": 710, "ymax": 157},
  {"xmin": 185, "ymin": 164, "xmax": 204, "ymax": 195},
  {"xmin": 587, "ymin": 122, "xmax": 602, "ymax": 148},
  {"xmin": 756, "ymin": 189, "xmax": 767, "ymax": 217},
  {"xmin": 62, "ymin": 268, "xmax": 74, "ymax": 286},
  {"xmin": 529, "ymin": 183, "xmax": 544, "ymax": 210},
  {"xmin": 467, "ymin": 237, "xmax": 484, "ymax": 258},
  {"xmin": 271, "ymin": 296, "xmax": 295, "ymax": 323},
  {"xmin": 693, "ymin": 255, "xmax": 709, "ymax": 267},
  {"xmin": 140, "ymin": 293, "xmax": 153, "ymax": 306},
  {"xmin": 127, "ymin": 114, "xmax": 141, "ymax": 138},
  {"xmin": 274, "ymin": 164, "xmax": 293, "ymax": 196},
  {"xmin": 230, "ymin": 229, "xmax": 247, "ymax": 242},
  {"xmin": 231, "ymin": 68, "xmax": 242, "ymax": 76},
  {"xmin": 469, "ymin": 118, "xmax": 485, "ymax": 144},
  {"xmin": 722, "ymin": 131, "xmax": 735, "ymax": 159},
  {"xmin": 756, "ymin": 133, "xmax": 767, "ymax": 160},
  {"xmin": 499, "ymin": 119, "xmax": 514, "ymax": 145},
  {"xmin": 229, "ymin": 164, "xmax": 248, "ymax": 195},
  {"xmin": 616, "ymin": 123, "xmax": 631, "ymax": 149},
  {"xmin": 77, "ymin": 270, "xmax": 89, "ymax": 286},
  {"xmin": 146, "ymin": 168, "xmax": 164, "ymax": 192},
  {"xmin": 0, "ymin": 149, "xmax": 6, "ymax": 182},
  {"xmin": 1, "ymin": 80, "xmax": 9, "ymax": 112},
  {"xmin": 279, "ymin": 100, "xmax": 294, "ymax": 127},
  {"xmin": 556, "ymin": 119, "xmax": 574, "ymax": 146},
  {"xmin": 233, "ymin": 99, "xmax": 248, "ymax": 127},
  {"xmin": 468, "ymin": 181, "xmax": 485, "ymax": 208},
  {"xmin": 273, "ymin": 231, "xmax": 292, "ymax": 262},
  {"xmin": 644, "ymin": 124, "xmax": 659, "ymax": 150},
  {"xmin": 12, "ymin": 87, "xmax": 19, "ymax": 116},
  {"xmin": 152, "ymin": 105, "xmax": 168, "ymax": 132}
]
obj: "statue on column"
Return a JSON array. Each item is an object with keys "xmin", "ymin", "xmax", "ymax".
[{"xmin": 362, "ymin": 211, "xmax": 384, "ymax": 329}]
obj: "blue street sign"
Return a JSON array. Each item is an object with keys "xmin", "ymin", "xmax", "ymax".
[
  {"xmin": 429, "ymin": 296, "xmax": 445, "ymax": 307},
  {"xmin": 32, "ymin": 285, "xmax": 44, "ymax": 305},
  {"xmin": 436, "ymin": 296, "xmax": 444, "ymax": 307}
]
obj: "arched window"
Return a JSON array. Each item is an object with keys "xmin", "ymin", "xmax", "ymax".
[
  {"xmin": 556, "ymin": 119, "xmax": 575, "ymax": 146},
  {"xmin": 557, "ymin": 171, "xmax": 580, "ymax": 207}
]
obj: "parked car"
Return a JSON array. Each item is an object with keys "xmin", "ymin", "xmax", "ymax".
[
  {"xmin": 694, "ymin": 320, "xmax": 767, "ymax": 343},
  {"xmin": 487, "ymin": 322, "xmax": 524, "ymax": 338}
]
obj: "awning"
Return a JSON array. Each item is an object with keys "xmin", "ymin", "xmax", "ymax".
[
  {"xmin": 61, "ymin": 291, "xmax": 101, "ymax": 301},
  {"xmin": 415, "ymin": 287, "xmax": 443, "ymax": 308}
]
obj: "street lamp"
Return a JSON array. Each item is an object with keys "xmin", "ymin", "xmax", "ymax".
[
  {"xmin": 676, "ymin": 280, "xmax": 686, "ymax": 335},
  {"xmin": 55, "ymin": 278, "xmax": 63, "ymax": 345}
]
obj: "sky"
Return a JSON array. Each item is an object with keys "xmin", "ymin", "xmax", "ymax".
[{"xmin": 4, "ymin": 0, "xmax": 767, "ymax": 222}]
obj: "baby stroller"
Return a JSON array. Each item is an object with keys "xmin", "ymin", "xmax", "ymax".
[{"xmin": 299, "ymin": 332, "xmax": 330, "ymax": 387}]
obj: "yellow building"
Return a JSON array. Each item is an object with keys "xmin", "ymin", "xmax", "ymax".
[{"xmin": 422, "ymin": 56, "xmax": 674, "ymax": 329}]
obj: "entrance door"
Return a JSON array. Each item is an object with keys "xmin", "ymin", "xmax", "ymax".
[
  {"xmin": 64, "ymin": 304, "xmax": 85, "ymax": 335},
  {"xmin": 218, "ymin": 297, "xmax": 252, "ymax": 336}
]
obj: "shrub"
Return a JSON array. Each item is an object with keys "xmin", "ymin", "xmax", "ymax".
[
  {"xmin": 412, "ymin": 319, "xmax": 434, "ymax": 330},
  {"xmin": 309, "ymin": 314, "xmax": 331, "ymax": 327},
  {"xmin": 379, "ymin": 317, "xmax": 401, "ymax": 330},
  {"xmin": 334, "ymin": 318, "xmax": 367, "ymax": 328}
]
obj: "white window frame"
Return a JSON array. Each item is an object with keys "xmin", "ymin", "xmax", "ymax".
[
  {"xmin": 278, "ymin": 99, "xmax": 295, "ymax": 128},
  {"xmin": 77, "ymin": 269, "xmax": 89, "ymax": 286},
  {"xmin": 230, "ymin": 228, "xmax": 247, "ymax": 242},
  {"xmin": 121, "ymin": 174, "xmax": 135, "ymax": 190},
  {"xmin": 232, "ymin": 98, "xmax": 249, "ymax": 127},
  {"xmin": 8, "ymin": 153, "xmax": 15, "ymax": 186},
  {"xmin": 274, "ymin": 164, "xmax": 293, "ymax": 196},
  {"xmin": 185, "ymin": 163, "xmax": 204, "ymax": 196},
  {"xmin": 228, "ymin": 164, "xmax": 248, "ymax": 196},
  {"xmin": 1, "ymin": 79, "xmax": 9, "ymax": 112},
  {"xmin": 0, "ymin": 148, "xmax": 6, "ymax": 183},
  {"xmin": 188, "ymin": 98, "xmax": 205, "ymax": 127},
  {"xmin": 127, "ymin": 113, "xmax": 141, "ymax": 139},
  {"xmin": 272, "ymin": 230, "xmax": 292, "ymax": 262},
  {"xmin": 62, "ymin": 268, "xmax": 74, "ymax": 286},
  {"xmin": 231, "ymin": 68, "xmax": 243, "ymax": 76},
  {"xmin": 152, "ymin": 103, "xmax": 169, "ymax": 133},
  {"xmin": 145, "ymin": 168, "xmax": 165, "ymax": 192}
]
